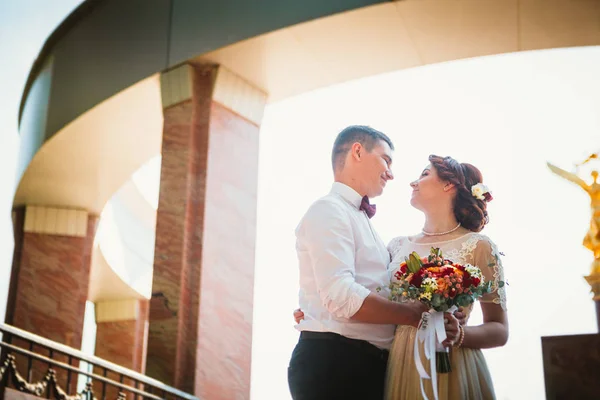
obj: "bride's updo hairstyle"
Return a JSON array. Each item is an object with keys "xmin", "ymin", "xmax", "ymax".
[{"xmin": 428, "ymin": 155, "xmax": 489, "ymax": 232}]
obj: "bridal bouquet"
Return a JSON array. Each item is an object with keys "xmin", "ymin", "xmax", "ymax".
[
  {"xmin": 386, "ymin": 248, "xmax": 500, "ymax": 374},
  {"xmin": 389, "ymin": 247, "xmax": 496, "ymax": 313}
]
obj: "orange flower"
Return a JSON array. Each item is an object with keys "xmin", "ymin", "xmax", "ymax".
[
  {"xmin": 436, "ymin": 278, "xmax": 447, "ymax": 291},
  {"xmin": 427, "ymin": 267, "xmax": 442, "ymax": 274}
]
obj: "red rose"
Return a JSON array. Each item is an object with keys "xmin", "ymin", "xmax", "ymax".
[
  {"xmin": 472, "ymin": 277, "xmax": 481, "ymax": 286},
  {"xmin": 400, "ymin": 264, "xmax": 408, "ymax": 274},
  {"xmin": 449, "ymin": 288, "xmax": 457, "ymax": 298},
  {"xmin": 411, "ymin": 274, "xmax": 424, "ymax": 288}
]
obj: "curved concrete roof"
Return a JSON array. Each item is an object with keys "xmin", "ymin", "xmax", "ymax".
[
  {"xmin": 92, "ymin": 179, "xmax": 156, "ymax": 300},
  {"xmin": 18, "ymin": 0, "xmax": 386, "ymax": 136},
  {"xmin": 14, "ymin": 0, "xmax": 600, "ymax": 215},
  {"xmin": 15, "ymin": 75, "xmax": 162, "ymax": 213}
]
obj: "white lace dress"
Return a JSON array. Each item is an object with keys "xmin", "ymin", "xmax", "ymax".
[{"xmin": 385, "ymin": 232, "xmax": 507, "ymax": 400}]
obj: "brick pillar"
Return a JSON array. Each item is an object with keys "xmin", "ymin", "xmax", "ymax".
[
  {"xmin": 93, "ymin": 299, "xmax": 149, "ymax": 399},
  {"xmin": 7, "ymin": 205, "xmax": 97, "ymax": 385},
  {"xmin": 94, "ymin": 299, "xmax": 149, "ymax": 372},
  {"xmin": 146, "ymin": 63, "xmax": 266, "ymax": 399}
]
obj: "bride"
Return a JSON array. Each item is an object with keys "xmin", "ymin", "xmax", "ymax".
[{"xmin": 295, "ymin": 155, "xmax": 508, "ymax": 399}]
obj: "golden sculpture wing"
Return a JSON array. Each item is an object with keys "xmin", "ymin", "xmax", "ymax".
[{"xmin": 547, "ymin": 162, "xmax": 590, "ymax": 192}]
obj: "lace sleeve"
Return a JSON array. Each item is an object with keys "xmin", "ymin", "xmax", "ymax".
[
  {"xmin": 387, "ymin": 236, "xmax": 405, "ymax": 262},
  {"xmin": 472, "ymin": 237, "xmax": 507, "ymax": 310}
]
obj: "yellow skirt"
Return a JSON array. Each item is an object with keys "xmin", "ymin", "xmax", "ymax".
[{"xmin": 385, "ymin": 325, "xmax": 496, "ymax": 400}]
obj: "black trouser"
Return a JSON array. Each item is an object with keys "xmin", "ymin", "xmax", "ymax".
[{"xmin": 288, "ymin": 331, "xmax": 389, "ymax": 400}]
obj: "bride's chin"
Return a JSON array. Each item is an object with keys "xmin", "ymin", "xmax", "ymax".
[{"xmin": 409, "ymin": 200, "xmax": 425, "ymax": 212}]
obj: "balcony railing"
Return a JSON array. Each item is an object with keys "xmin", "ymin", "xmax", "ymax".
[{"xmin": 0, "ymin": 324, "xmax": 198, "ymax": 400}]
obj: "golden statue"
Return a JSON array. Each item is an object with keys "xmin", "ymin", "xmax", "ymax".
[
  {"xmin": 548, "ymin": 155, "xmax": 600, "ymax": 302},
  {"xmin": 547, "ymin": 163, "xmax": 600, "ymax": 261}
]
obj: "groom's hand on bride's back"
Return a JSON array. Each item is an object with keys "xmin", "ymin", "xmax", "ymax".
[{"xmin": 293, "ymin": 308, "xmax": 304, "ymax": 324}]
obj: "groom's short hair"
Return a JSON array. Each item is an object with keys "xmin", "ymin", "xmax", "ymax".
[{"xmin": 331, "ymin": 125, "xmax": 394, "ymax": 170}]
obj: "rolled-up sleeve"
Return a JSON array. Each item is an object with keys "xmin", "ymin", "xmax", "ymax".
[{"xmin": 297, "ymin": 199, "xmax": 370, "ymax": 319}]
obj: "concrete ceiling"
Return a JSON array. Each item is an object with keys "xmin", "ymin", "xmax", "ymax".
[
  {"xmin": 89, "ymin": 246, "xmax": 147, "ymax": 302},
  {"xmin": 198, "ymin": 0, "xmax": 600, "ymax": 102}
]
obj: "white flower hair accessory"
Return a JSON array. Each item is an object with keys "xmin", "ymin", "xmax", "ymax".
[{"xmin": 471, "ymin": 183, "xmax": 493, "ymax": 202}]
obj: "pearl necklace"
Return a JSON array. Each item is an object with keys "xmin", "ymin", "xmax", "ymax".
[{"xmin": 422, "ymin": 223, "xmax": 461, "ymax": 236}]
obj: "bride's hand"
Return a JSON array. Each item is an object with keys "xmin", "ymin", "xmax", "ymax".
[
  {"xmin": 442, "ymin": 312, "xmax": 460, "ymax": 347},
  {"xmin": 293, "ymin": 308, "xmax": 305, "ymax": 324},
  {"xmin": 454, "ymin": 307, "xmax": 468, "ymax": 326}
]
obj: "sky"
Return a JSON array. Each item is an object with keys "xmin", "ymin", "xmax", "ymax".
[{"xmin": 1, "ymin": 2, "xmax": 599, "ymax": 400}]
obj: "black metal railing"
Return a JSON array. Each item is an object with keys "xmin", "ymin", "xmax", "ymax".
[{"xmin": 0, "ymin": 324, "xmax": 198, "ymax": 400}]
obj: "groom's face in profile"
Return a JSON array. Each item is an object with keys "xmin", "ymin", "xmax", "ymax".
[{"xmin": 360, "ymin": 139, "xmax": 394, "ymax": 198}]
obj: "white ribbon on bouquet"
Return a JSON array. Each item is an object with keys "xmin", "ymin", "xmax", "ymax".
[{"xmin": 413, "ymin": 305, "xmax": 457, "ymax": 400}]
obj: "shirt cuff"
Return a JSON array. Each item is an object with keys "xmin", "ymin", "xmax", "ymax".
[
  {"xmin": 346, "ymin": 284, "xmax": 371, "ymax": 317},
  {"xmin": 328, "ymin": 284, "xmax": 370, "ymax": 319}
]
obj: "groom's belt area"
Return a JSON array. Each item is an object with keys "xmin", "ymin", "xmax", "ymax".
[{"xmin": 300, "ymin": 331, "xmax": 389, "ymax": 361}]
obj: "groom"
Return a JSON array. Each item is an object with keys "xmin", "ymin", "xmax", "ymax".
[{"xmin": 287, "ymin": 125, "xmax": 461, "ymax": 400}]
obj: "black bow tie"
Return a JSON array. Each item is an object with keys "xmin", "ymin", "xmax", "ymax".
[{"xmin": 360, "ymin": 196, "xmax": 376, "ymax": 219}]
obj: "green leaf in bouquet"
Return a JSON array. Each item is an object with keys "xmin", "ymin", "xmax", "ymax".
[
  {"xmin": 430, "ymin": 247, "xmax": 442, "ymax": 259},
  {"xmin": 431, "ymin": 293, "xmax": 444, "ymax": 308},
  {"xmin": 456, "ymin": 294, "xmax": 474, "ymax": 307},
  {"xmin": 483, "ymin": 281, "xmax": 493, "ymax": 293}
]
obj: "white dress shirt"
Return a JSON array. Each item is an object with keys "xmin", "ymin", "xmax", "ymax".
[{"xmin": 294, "ymin": 182, "xmax": 395, "ymax": 350}]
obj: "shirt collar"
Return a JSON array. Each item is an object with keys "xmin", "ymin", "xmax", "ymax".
[{"xmin": 331, "ymin": 182, "xmax": 363, "ymax": 209}]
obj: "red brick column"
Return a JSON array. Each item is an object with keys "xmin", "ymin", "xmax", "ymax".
[
  {"xmin": 93, "ymin": 299, "xmax": 149, "ymax": 399},
  {"xmin": 7, "ymin": 206, "xmax": 97, "ymax": 385},
  {"xmin": 147, "ymin": 64, "xmax": 266, "ymax": 399},
  {"xmin": 94, "ymin": 299, "xmax": 149, "ymax": 372},
  {"xmin": 7, "ymin": 206, "xmax": 97, "ymax": 345}
]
